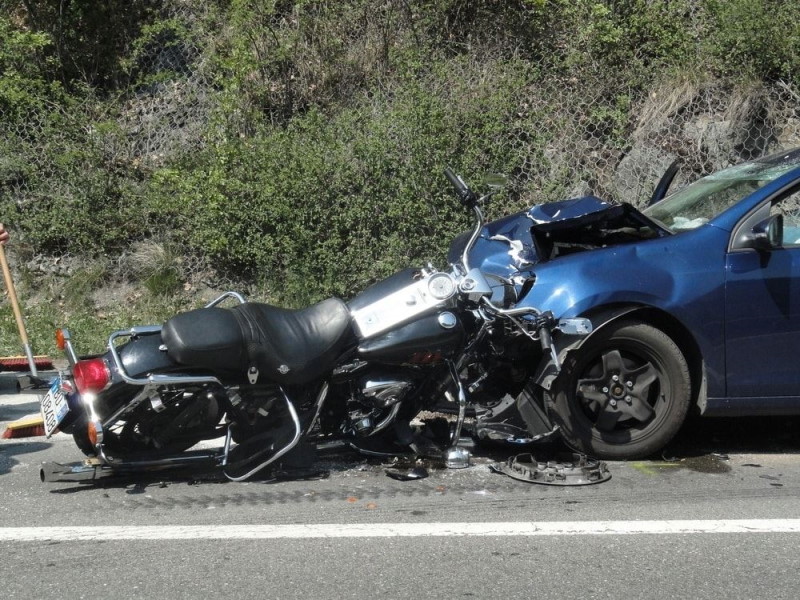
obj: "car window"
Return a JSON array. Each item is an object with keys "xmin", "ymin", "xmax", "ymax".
[
  {"xmin": 644, "ymin": 154, "xmax": 800, "ymax": 232},
  {"xmin": 770, "ymin": 187, "xmax": 800, "ymax": 248}
]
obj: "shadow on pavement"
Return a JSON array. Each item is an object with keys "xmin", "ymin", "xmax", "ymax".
[
  {"xmin": 664, "ymin": 414, "xmax": 800, "ymax": 458},
  {"xmin": 0, "ymin": 373, "xmax": 21, "ymax": 394},
  {"xmin": 0, "ymin": 441, "xmax": 52, "ymax": 476},
  {"xmin": 0, "ymin": 400, "xmax": 42, "ymax": 422},
  {"xmin": 36, "ymin": 414, "xmax": 800, "ymax": 491}
]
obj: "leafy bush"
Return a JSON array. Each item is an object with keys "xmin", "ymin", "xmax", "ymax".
[
  {"xmin": 2, "ymin": 0, "xmax": 799, "ymax": 355},
  {"xmin": 703, "ymin": 0, "xmax": 800, "ymax": 82}
]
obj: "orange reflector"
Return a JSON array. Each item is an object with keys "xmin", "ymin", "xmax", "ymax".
[
  {"xmin": 87, "ymin": 421, "xmax": 100, "ymax": 446},
  {"xmin": 55, "ymin": 329, "xmax": 66, "ymax": 350}
]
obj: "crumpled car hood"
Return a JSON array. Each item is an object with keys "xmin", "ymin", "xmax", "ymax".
[
  {"xmin": 526, "ymin": 196, "xmax": 664, "ymax": 263},
  {"xmin": 451, "ymin": 196, "xmax": 665, "ymax": 279},
  {"xmin": 527, "ymin": 195, "xmax": 619, "ymax": 226}
]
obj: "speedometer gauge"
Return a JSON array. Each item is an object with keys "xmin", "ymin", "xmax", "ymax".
[{"xmin": 427, "ymin": 273, "xmax": 456, "ymax": 300}]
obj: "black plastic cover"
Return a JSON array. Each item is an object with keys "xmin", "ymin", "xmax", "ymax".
[{"xmin": 117, "ymin": 332, "xmax": 178, "ymax": 377}]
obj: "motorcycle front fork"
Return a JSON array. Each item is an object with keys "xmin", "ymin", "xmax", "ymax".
[{"xmin": 444, "ymin": 360, "xmax": 471, "ymax": 468}]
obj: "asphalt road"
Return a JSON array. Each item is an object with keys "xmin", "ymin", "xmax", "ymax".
[{"xmin": 1, "ymin": 373, "xmax": 799, "ymax": 599}]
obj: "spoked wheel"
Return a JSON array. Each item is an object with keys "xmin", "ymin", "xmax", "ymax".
[{"xmin": 548, "ymin": 320, "xmax": 690, "ymax": 459}]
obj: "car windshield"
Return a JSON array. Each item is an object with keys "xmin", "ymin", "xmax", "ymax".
[{"xmin": 642, "ymin": 153, "xmax": 800, "ymax": 232}]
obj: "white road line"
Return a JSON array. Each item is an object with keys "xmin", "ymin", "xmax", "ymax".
[{"xmin": 1, "ymin": 520, "xmax": 800, "ymax": 541}]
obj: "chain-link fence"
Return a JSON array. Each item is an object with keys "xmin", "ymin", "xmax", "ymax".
[
  {"xmin": 1, "ymin": 1, "xmax": 800, "ymax": 355},
  {"xmin": 2, "ymin": 1, "xmax": 799, "ymax": 252}
]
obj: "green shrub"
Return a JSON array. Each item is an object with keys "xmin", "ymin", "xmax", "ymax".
[
  {"xmin": 2, "ymin": 0, "xmax": 798, "ymax": 355},
  {"xmin": 704, "ymin": 0, "xmax": 800, "ymax": 81}
]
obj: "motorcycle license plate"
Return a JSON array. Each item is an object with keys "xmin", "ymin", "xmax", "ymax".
[{"xmin": 40, "ymin": 377, "xmax": 69, "ymax": 437}]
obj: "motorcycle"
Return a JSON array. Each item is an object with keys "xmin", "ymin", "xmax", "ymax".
[{"xmin": 39, "ymin": 169, "xmax": 591, "ymax": 483}]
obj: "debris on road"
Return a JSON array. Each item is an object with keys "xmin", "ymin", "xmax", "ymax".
[
  {"xmin": 385, "ymin": 466, "xmax": 429, "ymax": 481},
  {"xmin": 490, "ymin": 452, "xmax": 611, "ymax": 486}
]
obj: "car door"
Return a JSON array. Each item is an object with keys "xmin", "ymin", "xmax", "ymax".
[{"xmin": 724, "ymin": 183, "xmax": 800, "ymax": 400}]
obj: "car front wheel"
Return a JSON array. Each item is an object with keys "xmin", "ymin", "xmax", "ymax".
[{"xmin": 547, "ymin": 320, "xmax": 690, "ymax": 460}]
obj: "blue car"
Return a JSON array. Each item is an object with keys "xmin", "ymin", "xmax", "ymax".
[{"xmin": 458, "ymin": 148, "xmax": 800, "ymax": 459}]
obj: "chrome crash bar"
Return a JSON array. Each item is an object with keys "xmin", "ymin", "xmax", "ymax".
[{"xmin": 223, "ymin": 387, "xmax": 303, "ymax": 482}]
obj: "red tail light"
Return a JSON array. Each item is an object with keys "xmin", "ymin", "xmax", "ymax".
[{"xmin": 73, "ymin": 358, "xmax": 111, "ymax": 394}]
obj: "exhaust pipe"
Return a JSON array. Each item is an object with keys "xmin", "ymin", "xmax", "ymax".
[
  {"xmin": 40, "ymin": 461, "xmax": 115, "ymax": 483},
  {"xmin": 41, "ymin": 450, "xmax": 223, "ymax": 483}
]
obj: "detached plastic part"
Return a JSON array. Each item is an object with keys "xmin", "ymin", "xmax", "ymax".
[
  {"xmin": 491, "ymin": 452, "xmax": 611, "ymax": 486},
  {"xmin": 385, "ymin": 466, "xmax": 429, "ymax": 481}
]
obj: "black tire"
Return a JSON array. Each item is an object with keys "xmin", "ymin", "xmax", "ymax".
[
  {"xmin": 71, "ymin": 418, "xmax": 96, "ymax": 456},
  {"xmin": 547, "ymin": 320, "xmax": 690, "ymax": 459}
]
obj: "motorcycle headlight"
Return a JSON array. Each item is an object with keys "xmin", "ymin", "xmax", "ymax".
[{"xmin": 427, "ymin": 273, "xmax": 456, "ymax": 300}]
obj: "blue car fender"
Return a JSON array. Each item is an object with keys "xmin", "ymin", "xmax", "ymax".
[
  {"xmin": 531, "ymin": 304, "xmax": 642, "ymax": 392},
  {"xmin": 518, "ymin": 237, "xmax": 718, "ymax": 400}
]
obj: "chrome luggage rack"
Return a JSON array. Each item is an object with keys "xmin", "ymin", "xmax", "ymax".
[{"xmin": 106, "ymin": 291, "xmax": 247, "ymax": 388}]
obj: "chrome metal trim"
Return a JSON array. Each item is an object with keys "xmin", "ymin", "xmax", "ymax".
[
  {"xmin": 304, "ymin": 382, "xmax": 330, "ymax": 436},
  {"xmin": 100, "ymin": 385, "xmax": 155, "ymax": 429},
  {"xmin": 59, "ymin": 329, "xmax": 80, "ymax": 366},
  {"xmin": 479, "ymin": 297, "xmax": 541, "ymax": 318},
  {"xmin": 205, "ymin": 291, "xmax": 247, "ymax": 308},
  {"xmin": 446, "ymin": 360, "xmax": 468, "ymax": 445},
  {"xmin": 437, "ymin": 312, "xmax": 457, "ymax": 329},
  {"xmin": 461, "ymin": 203, "xmax": 486, "ymax": 272},
  {"xmin": 427, "ymin": 272, "xmax": 457, "ymax": 300},
  {"xmin": 444, "ymin": 361, "xmax": 471, "ymax": 469},
  {"xmin": 222, "ymin": 426, "xmax": 233, "ymax": 467},
  {"xmin": 80, "ymin": 391, "xmax": 100, "ymax": 423},
  {"xmin": 106, "ymin": 328, "xmax": 221, "ymax": 387},
  {"xmin": 223, "ymin": 387, "xmax": 303, "ymax": 482},
  {"xmin": 95, "ymin": 444, "xmax": 221, "ymax": 469},
  {"xmin": 455, "ymin": 318, "xmax": 490, "ymax": 371},
  {"xmin": 443, "ymin": 445, "xmax": 471, "ymax": 469},
  {"xmin": 362, "ymin": 378, "xmax": 411, "ymax": 400},
  {"xmin": 366, "ymin": 402, "xmax": 401, "ymax": 437},
  {"xmin": 40, "ymin": 461, "xmax": 115, "ymax": 483}
]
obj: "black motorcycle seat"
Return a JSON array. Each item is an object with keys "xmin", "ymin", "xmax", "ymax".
[{"xmin": 161, "ymin": 298, "xmax": 354, "ymax": 385}]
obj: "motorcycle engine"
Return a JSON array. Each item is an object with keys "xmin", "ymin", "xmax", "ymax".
[{"xmin": 347, "ymin": 373, "xmax": 414, "ymax": 436}]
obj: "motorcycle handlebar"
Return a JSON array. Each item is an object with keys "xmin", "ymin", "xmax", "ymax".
[{"xmin": 444, "ymin": 167, "xmax": 477, "ymax": 207}]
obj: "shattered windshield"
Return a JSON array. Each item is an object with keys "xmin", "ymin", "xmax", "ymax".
[{"xmin": 642, "ymin": 154, "xmax": 800, "ymax": 232}]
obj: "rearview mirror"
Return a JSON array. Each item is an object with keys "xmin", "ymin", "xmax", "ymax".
[
  {"xmin": 481, "ymin": 173, "xmax": 508, "ymax": 191},
  {"xmin": 747, "ymin": 214, "xmax": 783, "ymax": 251}
]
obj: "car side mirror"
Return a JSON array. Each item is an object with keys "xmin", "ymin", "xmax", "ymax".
[{"xmin": 747, "ymin": 214, "xmax": 783, "ymax": 251}]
